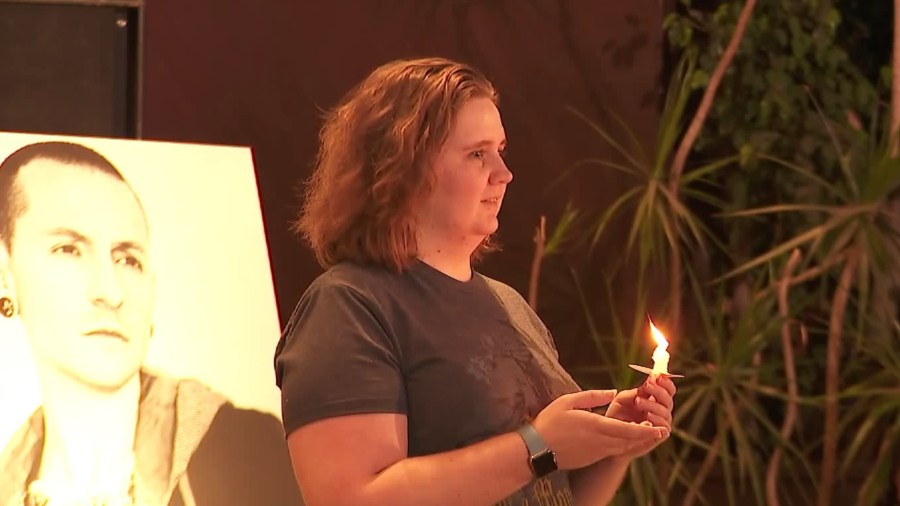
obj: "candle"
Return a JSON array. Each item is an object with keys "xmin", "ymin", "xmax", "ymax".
[
  {"xmin": 649, "ymin": 318, "xmax": 670, "ymax": 375},
  {"xmin": 628, "ymin": 317, "xmax": 681, "ymax": 378}
]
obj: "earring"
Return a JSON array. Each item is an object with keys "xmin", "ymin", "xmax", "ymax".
[{"xmin": 0, "ymin": 294, "xmax": 15, "ymax": 318}]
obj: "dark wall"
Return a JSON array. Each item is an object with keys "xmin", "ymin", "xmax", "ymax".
[{"xmin": 141, "ymin": 0, "xmax": 663, "ymax": 370}]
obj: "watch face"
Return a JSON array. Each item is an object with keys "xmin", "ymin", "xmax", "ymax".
[{"xmin": 532, "ymin": 449, "xmax": 558, "ymax": 478}]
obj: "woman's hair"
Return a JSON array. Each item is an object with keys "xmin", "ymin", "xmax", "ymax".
[{"xmin": 295, "ymin": 57, "xmax": 498, "ymax": 271}]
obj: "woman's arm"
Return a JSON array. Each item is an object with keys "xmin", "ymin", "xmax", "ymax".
[
  {"xmin": 287, "ymin": 390, "xmax": 667, "ymax": 506},
  {"xmin": 287, "ymin": 413, "xmax": 531, "ymax": 506}
]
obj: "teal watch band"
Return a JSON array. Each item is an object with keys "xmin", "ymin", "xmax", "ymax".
[{"xmin": 517, "ymin": 423, "xmax": 558, "ymax": 478}]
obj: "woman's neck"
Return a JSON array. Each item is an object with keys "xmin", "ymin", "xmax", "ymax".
[
  {"xmin": 35, "ymin": 372, "xmax": 141, "ymax": 500},
  {"xmin": 416, "ymin": 232, "xmax": 480, "ymax": 281}
]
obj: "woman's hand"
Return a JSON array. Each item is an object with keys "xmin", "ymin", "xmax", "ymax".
[
  {"xmin": 531, "ymin": 390, "xmax": 668, "ymax": 470},
  {"xmin": 605, "ymin": 375, "xmax": 676, "ymax": 458}
]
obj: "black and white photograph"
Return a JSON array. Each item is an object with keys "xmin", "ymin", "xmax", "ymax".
[{"xmin": 0, "ymin": 132, "xmax": 301, "ymax": 506}]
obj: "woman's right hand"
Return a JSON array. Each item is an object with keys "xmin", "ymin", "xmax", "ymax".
[{"xmin": 530, "ymin": 390, "xmax": 668, "ymax": 470}]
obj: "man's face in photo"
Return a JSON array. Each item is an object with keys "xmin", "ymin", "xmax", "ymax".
[{"xmin": 7, "ymin": 159, "xmax": 155, "ymax": 391}]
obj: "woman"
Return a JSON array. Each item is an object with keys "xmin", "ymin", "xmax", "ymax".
[{"xmin": 274, "ymin": 57, "xmax": 676, "ymax": 505}]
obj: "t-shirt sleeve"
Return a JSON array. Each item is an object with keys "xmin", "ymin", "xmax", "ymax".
[
  {"xmin": 274, "ymin": 280, "xmax": 406, "ymax": 436},
  {"xmin": 487, "ymin": 278, "xmax": 561, "ymax": 357},
  {"xmin": 482, "ymin": 275, "xmax": 581, "ymax": 393}
]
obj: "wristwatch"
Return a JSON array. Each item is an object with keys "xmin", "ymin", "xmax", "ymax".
[{"xmin": 517, "ymin": 423, "xmax": 558, "ymax": 478}]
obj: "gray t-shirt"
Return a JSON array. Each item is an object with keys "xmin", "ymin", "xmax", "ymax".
[{"xmin": 274, "ymin": 260, "xmax": 580, "ymax": 505}]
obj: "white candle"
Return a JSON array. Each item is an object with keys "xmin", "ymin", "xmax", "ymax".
[{"xmin": 649, "ymin": 319, "xmax": 670, "ymax": 375}]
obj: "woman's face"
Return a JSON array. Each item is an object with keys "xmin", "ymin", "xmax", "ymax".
[
  {"xmin": 417, "ymin": 97, "xmax": 513, "ymax": 248},
  {"xmin": 6, "ymin": 160, "xmax": 155, "ymax": 391}
]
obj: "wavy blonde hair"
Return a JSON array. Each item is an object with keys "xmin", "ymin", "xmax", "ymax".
[{"xmin": 295, "ymin": 57, "xmax": 498, "ymax": 270}]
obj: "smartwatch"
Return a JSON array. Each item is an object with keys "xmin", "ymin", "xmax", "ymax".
[{"xmin": 517, "ymin": 423, "xmax": 558, "ymax": 478}]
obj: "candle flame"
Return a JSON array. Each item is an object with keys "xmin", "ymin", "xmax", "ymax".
[{"xmin": 648, "ymin": 318, "xmax": 669, "ymax": 350}]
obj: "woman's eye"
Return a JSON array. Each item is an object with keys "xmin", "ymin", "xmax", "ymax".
[
  {"xmin": 471, "ymin": 149, "xmax": 485, "ymax": 159},
  {"xmin": 51, "ymin": 244, "xmax": 81, "ymax": 256}
]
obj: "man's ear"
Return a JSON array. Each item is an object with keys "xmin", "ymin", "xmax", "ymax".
[
  {"xmin": 0, "ymin": 241, "xmax": 10, "ymax": 281},
  {"xmin": 0, "ymin": 242, "xmax": 17, "ymax": 318}
]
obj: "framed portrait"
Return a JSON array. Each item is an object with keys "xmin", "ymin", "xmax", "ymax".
[{"xmin": 0, "ymin": 132, "xmax": 299, "ymax": 505}]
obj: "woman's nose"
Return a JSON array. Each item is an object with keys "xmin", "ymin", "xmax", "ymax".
[{"xmin": 490, "ymin": 156, "xmax": 513, "ymax": 185}]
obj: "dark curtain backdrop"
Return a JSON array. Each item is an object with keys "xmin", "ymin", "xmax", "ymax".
[{"xmin": 142, "ymin": 0, "xmax": 663, "ymax": 373}]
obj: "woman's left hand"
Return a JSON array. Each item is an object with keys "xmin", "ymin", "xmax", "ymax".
[{"xmin": 604, "ymin": 375, "xmax": 676, "ymax": 458}]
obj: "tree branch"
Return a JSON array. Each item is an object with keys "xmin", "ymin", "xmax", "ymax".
[
  {"xmin": 669, "ymin": 0, "xmax": 757, "ymax": 187},
  {"xmin": 528, "ymin": 216, "xmax": 547, "ymax": 310},
  {"xmin": 766, "ymin": 249, "xmax": 802, "ymax": 506}
]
